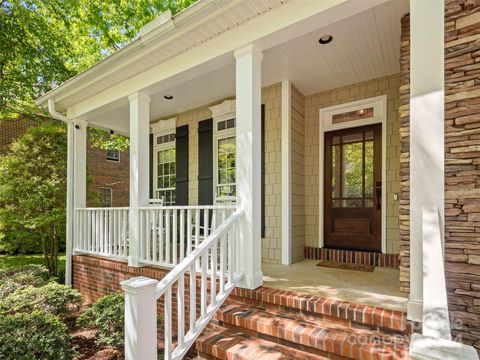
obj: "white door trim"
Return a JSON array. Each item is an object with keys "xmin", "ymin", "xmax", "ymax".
[{"xmin": 319, "ymin": 95, "xmax": 387, "ymax": 253}]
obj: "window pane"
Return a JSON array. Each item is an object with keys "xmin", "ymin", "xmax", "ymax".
[
  {"xmin": 332, "ymin": 145, "xmax": 341, "ymax": 199},
  {"xmin": 342, "ymin": 141, "xmax": 363, "ymax": 198},
  {"xmin": 365, "ymin": 141, "xmax": 374, "ymax": 197}
]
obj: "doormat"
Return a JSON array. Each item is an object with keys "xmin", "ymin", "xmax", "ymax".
[{"xmin": 316, "ymin": 260, "xmax": 374, "ymax": 272}]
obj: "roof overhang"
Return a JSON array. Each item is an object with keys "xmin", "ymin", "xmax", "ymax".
[{"xmin": 35, "ymin": 0, "xmax": 393, "ymax": 121}]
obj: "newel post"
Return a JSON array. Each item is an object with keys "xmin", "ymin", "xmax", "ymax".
[{"xmin": 121, "ymin": 276, "xmax": 158, "ymax": 360}]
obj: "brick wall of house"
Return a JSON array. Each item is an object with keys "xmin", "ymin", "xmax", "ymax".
[
  {"xmin": 303, "ymin": 74, "xmax": 402, "ymax": 256},
  {"xmin": 444, "ymin": 0, "xmax": 480, "ymax": 350},
  {"xmin": 0, "ymin": 117, "xmax": 37, "ymax": 155},
  {"xmin": 399, "ymin": 14, "xmax": 410, "ymax": 294},
  {"xmin": 87, "ymin": 134, "xmax": 130, "ymax": 207}
]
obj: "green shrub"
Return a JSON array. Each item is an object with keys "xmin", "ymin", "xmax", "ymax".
[
  {"xmin": 77, "ymin": 293, "xmax": 125, "ymax": 348},
  {"xmin": 0, "ymin": 265, "xmax": 51, "ymax": 298},
  {"xmin": 0, "ymin": 311, "xmax": 75, "ymax": 360},
  {"xmin": 0, "ymin": 282, "xmax": 82, "ymax": 319}
]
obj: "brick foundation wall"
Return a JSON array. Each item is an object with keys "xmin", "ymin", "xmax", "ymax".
[{"xmin": 444, "ymin": 0, "xmax": 480, "ymax": 351}]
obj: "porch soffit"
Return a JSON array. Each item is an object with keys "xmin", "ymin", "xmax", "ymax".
[{"xmin": 37, "ymin": 0, "xmax": 398, "ymax": 120}]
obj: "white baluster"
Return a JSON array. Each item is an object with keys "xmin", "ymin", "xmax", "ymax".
[
  {"xmin": 189, "ymin": 263, "xmax": 197, "ymax": 334},
  {"xmin": 164, "ymin": 288, "xmax": 172, "ymax": 360},
  {"xmin": 152, "ymin": 208, "xmax": 157, "ymax": 263},
  {"xmin": 166, "ymin": 209, "xmax": 170, "ymax": 265},
  {"xmin": 180, "ymin": 209, "xmax": 185, "ymax": 261},
  {"xmin": 159, "ymin": 208, "xmax": 164, "ymax": 264},
  {"xmin": 195, "ymin": 209, "xmax": 200, "ymax": 249},
  {"xmin": 173, "ymin": 210, "xmax": 177, "ymax": 265},
  {"xmin": 187, "ymin": 209, "xmax": 192, "ymax": 254},
  {"xmin": 211, "ymin": 240, "xmax": 217, "ymax": 307},
  {"xmin": 201, "ymin": 252, "xmax": 207, "ymax": 318},
  {"xmin": 177, "ymin": 275, "xmax": 185, "ymax": 350},
  {"xmin": 220, "ymin": 235, "xmax": 226, "ymax": 294}
]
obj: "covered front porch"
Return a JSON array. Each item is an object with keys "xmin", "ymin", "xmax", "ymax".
[{"xmin": 37, "ymin": 0, "xmax": 463, "ymax": 358}]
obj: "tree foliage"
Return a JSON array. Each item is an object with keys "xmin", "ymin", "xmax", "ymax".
[
  {"xmin": 0, "ymin": 122, "xmax": 67, "ymax": 274},
  {"xmin": 1, "ymin": 0, "xmax": 196, "ymax": 145}
]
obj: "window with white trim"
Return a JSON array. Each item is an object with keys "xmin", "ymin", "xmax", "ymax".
[
  {"xmin": 211, "ymin": 100, "xmax": 237, "ymax": 204},
  {"xmin": 106, "ymin": 149, "xmax": 120, "ymax": 162},
  {"xmin": 155, "ymin": 133, "xmax": 176, "ymax": 206}
]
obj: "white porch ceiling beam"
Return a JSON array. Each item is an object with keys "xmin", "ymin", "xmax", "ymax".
[{"xmin": 66, "ymin": 0, "xmax": 390, "ymax": 120}]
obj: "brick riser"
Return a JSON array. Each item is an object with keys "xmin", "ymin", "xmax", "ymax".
[
  {"xmin": 197, "ymin": 288, "xmax": 412, "ymax": 360},
  {"xmin": 229, "ymin": 287, "xmax": 412, "ymax": 334}
]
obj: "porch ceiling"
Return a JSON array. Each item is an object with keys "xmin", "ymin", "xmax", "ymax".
[{"xmin": 74, "ymin": 0, "xmax": 409, "ymax": 134}]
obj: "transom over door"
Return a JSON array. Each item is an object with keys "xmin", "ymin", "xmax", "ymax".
[{"xmin": 324, "ymin": 124, "xmax": 382, "ymax": 252}]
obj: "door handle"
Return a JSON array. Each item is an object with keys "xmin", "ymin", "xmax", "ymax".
[{"xmin": 375, "ymin": 181, "xmax": 382, "ymax": 210}]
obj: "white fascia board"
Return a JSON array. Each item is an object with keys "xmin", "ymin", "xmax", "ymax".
[{"xmin": 66, "ymin": 0, "xmax": 390, "ymax": 119}]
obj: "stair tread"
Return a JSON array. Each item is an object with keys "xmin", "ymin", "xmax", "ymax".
[
  {"xmin": 230, "ymin": 287, "xmax": 408, "ymax": 332},
  {"xmin": 216, "ymin": 303, "xmax": 410, "ymax": 360},
  {"xmin": 197, "ymin": 328, "xmax": 329, "ymax": 360}
]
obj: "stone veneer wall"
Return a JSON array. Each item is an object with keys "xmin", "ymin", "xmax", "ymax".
[
  {"xmin": 291, "ymin": 85, "xmax": 306, "ymax": 262},
  {"xmin": 398, "ymin": 14, "xmax": 410, "ymax": 294},
  {"xmin": 444, "ymin": 0, "xmax": 480, "ymax": 350},
  {"xmin": 151, "ymin": 84, "xmax": 283, "ymax": 265},
  {"xmin": 303, "ymin": 75, "xmax": 402, "ymax": 255}
]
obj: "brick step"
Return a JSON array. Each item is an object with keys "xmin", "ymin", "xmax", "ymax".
[
  {"xmin": 214, "ymin": 303, "xmax": 410, "ymax": 360},
  {"xmin": 230, "ymin": 287, "xmax": 410, "ymax": 334},
  {"xmin": 197, "ymin": 328, "xmax": 330, "ymax": 360}
]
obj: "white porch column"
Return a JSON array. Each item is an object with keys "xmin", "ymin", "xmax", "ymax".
[
  {"xmin": 65, "ymin": 122, "xmax": 75, "ymax": 286},
  {"xmin": 128, "ymin": 92, "xmax": 151, "ymax": 267},
  {"xmin": 73, "ymin": 120, "xmax": 87, "ymax": 209},
  {"xmin": 121, "ymin": 277, "xmax": 158, "ymax": 360},
  {"xmin": 235, "ymin": 44, "xmax": 263, "ymax": 289},
  {"xmin": 408, "ymin": 0, "xmax": 444, "ymax": 321}
]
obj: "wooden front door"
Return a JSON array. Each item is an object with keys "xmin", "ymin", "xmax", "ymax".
[{"xmin": 324, "ymin": 124, "xmax": 382, "ymax": 252}]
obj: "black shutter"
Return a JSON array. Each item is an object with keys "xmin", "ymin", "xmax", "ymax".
[
  {"xmin": 198, "ymin": 119, "xmax": 213, "ymax": 205},
  {"xmin": 175, "ymin": 125, "xmax": 189, "ymax": 205},
  {"xmin": 149, "ymin": 133, "xmax": 154, "ymax": 199},
  {"xmin": 261, "ymin": 104, "xmax": 266, "ymax": 238}
]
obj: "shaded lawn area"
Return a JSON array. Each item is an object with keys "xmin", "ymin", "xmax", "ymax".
[{"xmin": 0, "ymin": 253, "xmax": 66, "ymax": 270}]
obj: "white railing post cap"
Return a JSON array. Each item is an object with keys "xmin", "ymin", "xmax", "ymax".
[{"xmin": 121, "ymin": 276, "xmax": 158, "ymax": 294}]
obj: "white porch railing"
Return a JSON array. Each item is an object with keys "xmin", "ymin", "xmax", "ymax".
[
  {"xmin": 74, "ymin": 208, "xmax": 129, "ymax": 259},
  {"xmin": 138, "ymin": 205, "xmax": 235, "ymax": 268},
  {"xmin": 121, "ymin": 208, "xmax": 244, "ymax": 360}
]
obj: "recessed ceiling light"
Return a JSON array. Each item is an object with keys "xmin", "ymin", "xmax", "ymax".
[
  {"xmin": 318, "ymin": 35, "xmax": 333, "ymax": 45},
  {"xmin": 164, "ymin": 95, "xmax": 174, "ymax": 100}
]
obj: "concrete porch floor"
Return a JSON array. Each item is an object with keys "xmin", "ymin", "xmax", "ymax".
[{"xmin": 262, "ymin": 259, "xmax": 408, "ymax": 311}]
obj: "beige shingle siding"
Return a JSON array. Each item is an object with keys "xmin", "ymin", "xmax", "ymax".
[
  {"xmin": 154, "ymin": 87, "xmax": 283, "ymax": 264},
  {"xmin": 291, "ymin": 85, "xmax": 306, "ymax": 262},
  {"xmin": 303, "ymin": 74, "xmax": 402, "ymax": 255},
  {"xmin": 261, "ymin": 83, "xmax": 283, "ymax": 264}
]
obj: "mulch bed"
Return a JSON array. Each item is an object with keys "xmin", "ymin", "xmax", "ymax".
[{"xmin": 68, "ymin": 306, "xmax": 198, "ymax": 359}]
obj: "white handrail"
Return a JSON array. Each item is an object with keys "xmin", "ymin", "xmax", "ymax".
[
  {"xmin": 157, "ymin": 208, "xmax": 244, "ymax": 360},
  {"xmin": 122, "ymin": 208, "xmax": 244, "ymax": 360}
]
